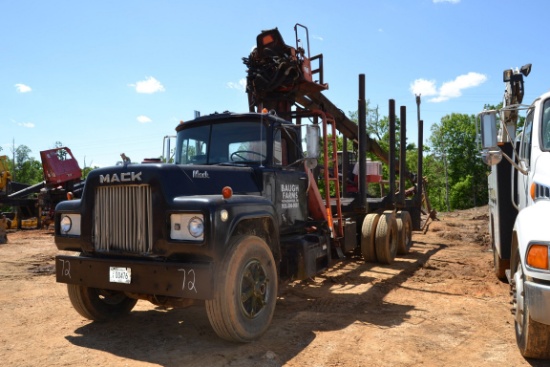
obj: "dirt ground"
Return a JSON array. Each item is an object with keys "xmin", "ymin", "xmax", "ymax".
[{"xmin": 0, "ymin": 207, "xmax": 547, "ymax": 367}]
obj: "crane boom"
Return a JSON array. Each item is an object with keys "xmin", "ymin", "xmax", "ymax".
[{"xmin": 244, "ymin": 26, "xmax": 409, "ymax": 178}]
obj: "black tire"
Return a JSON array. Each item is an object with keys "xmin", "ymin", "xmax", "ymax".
[
  {"xmin": 67, "ymin": 284, "xmax": 137, "ymax": 321},
  {"xmin": 396, "ymin": 210, "xmax": 413, "ymax": 255},
  {"xmin": 206, "ymin": 235, "xmax": 278, "ymax": 342},
  {"xmin": 375, "ymin": 211, "xmax": 398, "ymax": 265},
  {"xmin": 492, "ymin": 244, "xmax": 509, "ymax": 281},
  {"xmin": 490, "ymin": 220, "xmax": 509, "ymax": 281},
  {"xmin": 512, "ymin": 252, "xmax": 550, "ymax": 358},
  {"xmin": 361, "ymin": 213, "xmax": 380, "ymax": 262}
]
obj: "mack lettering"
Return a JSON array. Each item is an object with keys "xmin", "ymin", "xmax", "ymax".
[{"xmin": 99, "ymin": 171, "xmax": 142, "ymax": 184}]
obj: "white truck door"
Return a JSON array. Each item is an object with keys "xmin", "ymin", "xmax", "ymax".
[{"xmin": 517, "ymin": 110, "xmax": 534, "ymax": 210}]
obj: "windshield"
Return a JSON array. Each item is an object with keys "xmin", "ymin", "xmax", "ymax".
[
  {"xmin": 176, "ymin": 121, "xmax": 267, "ymax": 165},
  {"xmin": 542, "ymin": 99, "xmax": 550, "ymax": 150}
]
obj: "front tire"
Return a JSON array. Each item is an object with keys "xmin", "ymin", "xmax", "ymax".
[
  {"xmin": 206, "ymin": 235, "xmax": 278, "ymax": 342},
  {"xmin": 67, "ymin": 284, "xmax": 137, "ymax": 321},
  {"xmin": 512, "ymin": 253, "xmax": 550, "ymax": 358}
]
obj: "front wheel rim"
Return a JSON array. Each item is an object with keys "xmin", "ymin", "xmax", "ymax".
[{"xmin": 240, "ymin": 259, "xmax": 269, "ymax": 319}]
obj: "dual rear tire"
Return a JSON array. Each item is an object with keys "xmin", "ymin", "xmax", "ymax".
[{"xmin": 361, "ymin": 210, "xmax": 413, "ymax": 264}]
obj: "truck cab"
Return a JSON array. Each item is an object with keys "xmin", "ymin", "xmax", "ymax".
[{"xmin": 481, "ymin": 74, "xmax": 550, "ymax": 358}]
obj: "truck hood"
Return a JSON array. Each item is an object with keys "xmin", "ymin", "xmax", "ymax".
[{"xmin": 85, "ymin": 163, "xmax": 262, "ymax": 199}]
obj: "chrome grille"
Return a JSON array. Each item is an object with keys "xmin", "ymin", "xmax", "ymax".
[{"xmin": 93, "ymin": 185, "xmax": 153, "ymax": 254}]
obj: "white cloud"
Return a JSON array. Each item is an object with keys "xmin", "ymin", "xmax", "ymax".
[
  {"xmin": 433, "ymin": 0, "xmax": 460, "ymax": 3},
  {"xmin": 226, "ymin": 78, "xmax": 247, "ymax": 91},
  {"xmin": 15, "ymin": 83, "xmax": 32, "ymax": 93},
  {"xmin": 410, "ymin": 72, "xmax": 487, "ymax": 103},
  {"xmin": 410, "ymin": 79, "xmax": 438, "ymax": 96},
  {"xmin": 312, "ymin": 34, "xmax": 324, "ymax": 41},
  {"xmin": 129, "ymin": 77, "xmax": 165, "ymax": 94},
  {"xmin": 18, "ymin": 122, "xmax": 35, "ymax": 128},
  {"xmin": 137, "ymin": 115, "xmax": 152, "ymax": 124}
]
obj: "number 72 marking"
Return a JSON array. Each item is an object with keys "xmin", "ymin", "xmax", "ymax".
[{"xmin": 178, "ymin": 268, "xmax": 197, "ymax": 293}]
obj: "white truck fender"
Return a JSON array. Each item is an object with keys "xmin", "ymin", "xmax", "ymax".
[{"xmin": 514, "ymin": 200, "xmax": 550, "ymax": 282}]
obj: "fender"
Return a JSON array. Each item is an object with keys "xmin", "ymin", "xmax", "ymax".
[
  {"xmin": 172, "ymin": 194, "xmax": 280, "ymax": 262},
  {"xmin": 215, "ymin": 194, "xmax": 280, "ymax": 262},
  {"xmin": 513, "ymin": 200, "xmax": 550, "ymax": 282}
]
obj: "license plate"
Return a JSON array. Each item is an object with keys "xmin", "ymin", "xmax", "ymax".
[{"xmin": 109, "ymin": 267, "xmax": 131, "ymax": 284}]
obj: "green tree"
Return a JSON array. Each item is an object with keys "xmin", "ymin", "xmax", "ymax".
[
  {"xmin": 423, "ymin": 152, "xmax": 447, "ymax": 211},
  {"xmin": 429, "ymin": 113, "xmax": 489, "ymax": 210},
  {"xmin": 12, "ymin": 145, "xmax": 43, "ymax": 184},
  {"xmin": 81, "ymin": 157, "xmax": 98, "ymax": 179}
]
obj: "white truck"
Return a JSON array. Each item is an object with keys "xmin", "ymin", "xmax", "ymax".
[{"xmin": 479, "ymin": 64, "xmax": 550, "ymax": 358}]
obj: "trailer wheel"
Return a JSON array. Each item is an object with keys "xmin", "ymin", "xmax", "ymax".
[
  {"xmin": 361, "ymin": 213, "xmax": 380, "ymax": 262},
  {"xmin": 67, "ymin": 284, "xmax": 137, "ymax": 321},
  {"xmin": 375, "ymin": 211, "xmax": 398, "ymax": 264},
  {"xmin": 396, "ymin": 210, "xmax": 413, "ymax": 255},
  {"xmin": 512, "ymin": 251, "xmax": 550, "ymax": 358},
  {"xmin": 206, "ymin": 235, "xmax": 277, "ymax": 342}
]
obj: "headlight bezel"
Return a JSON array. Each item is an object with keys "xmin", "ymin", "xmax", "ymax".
[
  {"xmin": 58, "ymin": 213, "xmax": 81, "ymax": 236},
  {"xmin": 170, "ymin": 213, "xmax": 205, "ymax": 242}
]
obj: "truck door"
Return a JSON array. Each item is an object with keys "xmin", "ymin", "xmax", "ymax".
[
  {"xmin": 272, "ymin": 127, "xmax": 308, "ymax": 235},
  {"xmin": 517, "ymin": 109, "xmax": 534, "ymax": 209}
]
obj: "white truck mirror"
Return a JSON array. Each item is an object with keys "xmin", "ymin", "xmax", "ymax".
[
  {"xmin": 305, "ymin": 125, "xmax": 320, "ymax": 169},
  {"xmin": 480, "ymin": 111, "xmax": 498, "ymax": 149},
  {"xmin": 479, "ymin": 111, "xmax": 503, "ymax": 166},
  {"xmin": 481, "ymin": 148, "xmax": 502, "ymax": 165}
]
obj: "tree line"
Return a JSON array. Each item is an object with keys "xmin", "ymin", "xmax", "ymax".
[{"xmin": 348, "ymin": 100, "xmax": 492, "ymax": 212}]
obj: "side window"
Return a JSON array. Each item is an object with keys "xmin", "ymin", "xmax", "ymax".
[
  {"xmin": 273, "ymin": 130, "xmax": 283, "ymax": 166},
  {"xmin": 520, "ymin": 110, "xmax": 533, "ymax": 165},
  {"xmin": 180, "ymin": 138, "xmax": 207, "ymax": 164},
  {"xmin": 274, "ymin": 126, "xmax": 301, "ymax": 166}
]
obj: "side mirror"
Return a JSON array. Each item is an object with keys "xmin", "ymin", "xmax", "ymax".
[
  {"xmin": 481, "ymin": 148, "xmax": 502, "ymax": 165},
  {"xmin": 305, "ymin": 125, "xmax": 319, "ymax": 169},
  {"xmin": 479, "ymin": 111, "xmax": 502, "ymax": 166},
  {"xmin": 480, "ymin": 111, "xmax": 498, "ymax": 149}
]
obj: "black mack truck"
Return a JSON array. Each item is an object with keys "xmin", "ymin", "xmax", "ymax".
[
  {"xmin": 53, "ymin": 26, "xmax": 421, "ymax": 342},
  {"xmin": 54, "ymin": 110, "xmax": 337, "ymax": 342}
]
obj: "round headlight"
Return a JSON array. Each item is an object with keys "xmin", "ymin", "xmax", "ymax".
[
  {"xmin": 60, "ymin": 215, "xmax": 72, "ymax": 234},
  {"xmin": 188, "ymin": 216, "xmax": 204, "ymax": 238}
]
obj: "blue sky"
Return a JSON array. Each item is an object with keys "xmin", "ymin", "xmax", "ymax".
[{"xmin": 2, "ymin": 0, "xmax": 549, "ymax": 168}]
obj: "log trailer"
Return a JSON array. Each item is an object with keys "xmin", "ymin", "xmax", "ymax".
[
  {"xmin": 53, "ymin": 25, "xmax": 424, "ymax": 342},
  {"xmin": 479, "ymin": 64, "xmax": 550, "ymax": 358}
]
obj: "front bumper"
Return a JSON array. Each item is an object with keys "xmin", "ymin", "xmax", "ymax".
[
  {"xmin": 55, "ymin": 255, "xmax": 213, "ymax": 300},
  {"xmin": 526, "ymin": 279, "xmax": 550, "ymax": 325}
]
